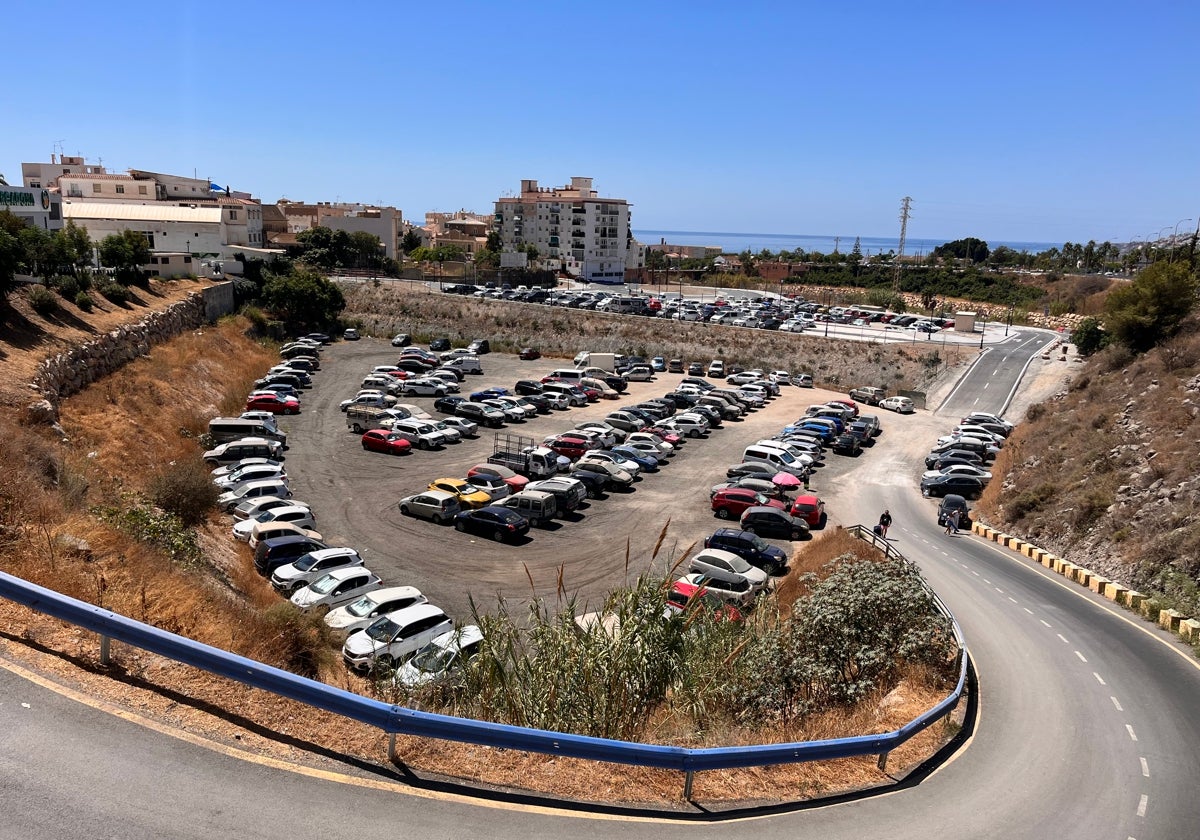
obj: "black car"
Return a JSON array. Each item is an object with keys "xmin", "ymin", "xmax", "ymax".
[
  {"xmin": 831, "ymin": 433, "xmax": 862, "ymax": 456},
  {"xmin": 704, "ymin": 527, "xmax": 789, "ymax": 576},
  {"xmin": 429, "ymin": 338, "xmax": 451, "ymax": 352},
  {"xmin": 846, "ymin": 420, "xmax": 875, "ymax": 445},
  {"xmin": 739, "ymin": 506, "xmax": 810, "ymax": 541},
  {"xmin": 688, "ymin": 404, "xmax": 723, "ymax": 428},
  {"xmin": 514, "ymin": 379, "xmax": 544, "ymax": 396},
  {"xmin": 663, "ymin": 391, "xmax": 699, "ymax": 408},
  {"xmin": 726, "ymin": 462, "xmax": 778, "ymax": 481},
  {"xmin": 924, "ymin": 449, "xmax": 983, "ymax": 469},
  {"xmin": 467, "ymin": 339, "xmax": 491, "ymax": 355},
  {"xmin": 641, "ymin": 398, "xmax": 677, "ymax": 417},
  {"xmin": 253, "ymin": 535, "xmax": 328, "ymax": 577},
  {"xmin": 454, "ymin": 506, "xmax": 530, "ymax": 542},
  {"xmin": 433, "ymin": 395, "xmax": 465, "ymax": 414},
  {"xmin": 921, "ymin": 473, "xmax": 984, "ymax": 499},
  {"xmin": 522, "ymin": 394, "xmax": 552, "ymax": 413},
  {"xmin": 601, "ymin": 375, "xmax": 629, "ymax": 393},
  {"xmin": 687, "ymin": 362, "xmax": 704, "ymax": 376},
  {"xmin": 303, "ymin": 332, "xmax": 332, "ymax": 344},
  {"xmin": 633, "ymin": 402, "xmax": 672, "ymax": 422},
  {"xmin": 569, "ymin": 468, "xmax": 609, "ymax": 498},
  {"xmin": 938, "ymin": 494, "xmax": 972, "ymax": 528},
  {"xmin": 396, "ymin": 358, "xmax": 436, "ymax": 375},
  {"xmin": 455, "ymin": 402, "xmax": 505, "ymax": 428},
  {"xmin": 391, "ymin": 333, "xmax": 412, "ymax": 347}
]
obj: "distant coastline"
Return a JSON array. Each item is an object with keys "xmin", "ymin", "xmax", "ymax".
[{"xmin": 633, "ymin": 229, "xmax": 1061, "ymax": 258}]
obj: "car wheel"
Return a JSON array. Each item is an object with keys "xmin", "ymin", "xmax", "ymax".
[
  {"xmin": 432, "ymin": 513, "xmax": 443, "ymax": 524},
  {"xmin": 743, "ymin": 525, "xmax": 756, "ymax": 535},
  {"xmin": 362, "ymin": 443, "xmax": 370, "ymax": 450},
  {"xmin": 400, "ymin": 505, "xmax": 411, "ymax": 516},
  {"xmin": 715, "ymin": 507, "xmax": 731, "ymax": 519},
  {"xmin": 492, "ymin": 529, "xmax": 505, "ymax": 542},
  {"xmin": 455, "ymin": 520, "xmax": 466, "ymax": 532},
  {"xmin": 688, "ymin": 429, "xmax": 700, "ymax": 438},
  {"xmin": 417, "ymin": 440, "xmax": 428, "ymax": 450}
]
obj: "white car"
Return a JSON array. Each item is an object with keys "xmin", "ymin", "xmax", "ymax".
[
  {"xmin": 578, "ymin": 451, "xmax": 641, "ymax": 478},
  {"xmin": 662, "ymin": 414, "xmax": 709, "ymax": 438},
  {"xmin": 627, "ymin": 432, "xmax": 675, "ymax": 456},
  {"xmin": 342, "ymin": 603, "xmax": 454, "ymax": 672},
  {"xmin": 232, "ymin": 505, "xmax": 318, "ymax": 542},
  {"xmin": 922, "ymin": 464, "xmax": 993, "ymax": 483},
  {"xmin": 324, "ymin": 586, "xmax": 428, "ymax": 635},
  {"xmin": 401, "ymin": 378, "xmax": 450, "ymax": 397},
  {"xmin": 395, "ymin": 625, "xmax": 485, "ymax": 688},
  {"xmin": 214, "ymin": 463, "xmax": 288, "ymax": 490},
  {"xmin": 542, "ymin": 392, "xmax": 571, "ymax": 410},
  {"xmin": 232, "ymin": 496, "xmax": 309, "ymax": 522},
  {"xmin": 622, "ymin": 439, "xmax": 672, "ymax": 461},
  {"xmin": 677, "ymin": 571, "xmax": 755, "ymax": 608},
  {"xmin": 339, "ymin": 392, "xmax": 397, "ymax": 412},
  {"xmin": 210, "ymin": 457, "xmax": 280, "ymax": 480},
  {"xmin": 361, "ymin": 375, "xmax": 404, "ymax": 396},
  {"xmin": 388, "ymin": 418, "xmax": 448, "ymax": 449},
  {"xmin": 438, "ymin": 416, "xmax": 477, "ymax": 438},
  {"xmin": 575, "ymin": 421, "xmax": 626, "ymax": 447},
  {"xmin": 290, "ymin": 567, "xmax": 383, "ymax": 613},
  {"xmin": 879, "ymin": 396, "xmax": 914, "ymax": 414},
  {"xmin": 623, "ymin": 366, "xmax": 655, "ymax": 382},
  {"xmin": 426, "ymin": 419, "xmax": 462, "ymax": 443},
  {"xmin": 483, "ymin": 399, "xmax": 526, "ymax": 422},
  {"xmin": 271, "ymin": 547, "xmax": 364, "ymax": 595},
  {"xmin": 491, "ymin": 396, "xmax": 538, "ymax": 419},
  {"xmin": 688, "ymin": 548, "xmax": 771, "ymax": 594}
]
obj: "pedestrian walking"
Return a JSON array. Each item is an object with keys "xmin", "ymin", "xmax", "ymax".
[
  {"xmin": 878, "ymin": 509, "xmax": 892, "ymax": 538},
  {"xmin": 946, "ymin": 508, "xmax": 961, "ymax": 535}
]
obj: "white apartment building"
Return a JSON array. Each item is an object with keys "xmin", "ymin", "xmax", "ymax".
[
  {"xmin": 493, "ymin": 177, "xmax": 635, "ymax": 283},
  {"xmin": 21, "ymin": 154, "xmax": 108, "ymax": 189}
]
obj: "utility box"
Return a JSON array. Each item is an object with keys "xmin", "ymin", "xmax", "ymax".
[{"xmin": 955, "ymin": 311, "xmax": 977, "ymax": 333}]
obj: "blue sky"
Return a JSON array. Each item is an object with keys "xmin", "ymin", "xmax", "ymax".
[{"xmin": 3, "ymin": 0, "xmax": 1196, "ymax": 246}]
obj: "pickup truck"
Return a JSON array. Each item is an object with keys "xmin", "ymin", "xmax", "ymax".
[
  {"xmin": 848, "ymin": 386, "xmax": 887, "ymax": 405},
  {"xmin": 346, "ymin": 405, "xmax": 410, "ymax": 433},
  {"xmin": 487, "ymin": 433, "xmax": 563, "ymax": 479}
]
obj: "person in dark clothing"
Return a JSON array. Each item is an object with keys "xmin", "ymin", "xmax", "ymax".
[{"xmin": 879, "ymin": 509, "xmax": 892, "ymax": 538}]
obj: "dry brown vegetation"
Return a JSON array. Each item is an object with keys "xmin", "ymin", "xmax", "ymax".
[
  {"xmin": 342, "ymin": 282, "xmax": 974, "ymax": 392},
  {"xmin": 0, "ymin": 296, "xmax": 961, "ymax": 805},
  {"xmin": 978, "ymin": 313, "xmax": 1200, "ymax": 615}
]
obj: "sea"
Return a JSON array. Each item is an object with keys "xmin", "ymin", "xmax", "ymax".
[{"xmin": 633, "ymin": 229, "xmax": 1060, "ymax": 258}]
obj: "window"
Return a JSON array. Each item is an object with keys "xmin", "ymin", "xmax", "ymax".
[
  {"xmin": 116, "ymin": 184, "xmax": 125, "ymax": 194},
  {"xmin": 92, "ymin": 183, "xmax": 103, "ymax": 193},
  {"xmin": 228, "ymin": 210, "xmax": 238, "ymax": 220},
  {"xmin": 138, "ymin": 185, "xmax": 148, "ymax": 195}
]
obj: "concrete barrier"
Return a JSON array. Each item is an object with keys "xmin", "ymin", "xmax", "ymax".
[
  {"xmin": 1103, "ymin": 582, "xmax": 1128, "ymax": 603},
  {"xmin": 1074, "ymin": 569, "xmax": 1093, "ymax": 587},
  {"xmin": 1180, "ymin": 619, "xmax": 1200, "ymax": 643},
  {"xmin": 1058, "ymin": 561, "xmax": 1078, "ymax": 579},
  {"xmin": 1160, "ymin": 609, "xmax": 1185, "ymax": 632},
  {"xmin": 1089, "ymin": 575, "xmax": 1111, "ymax": 594},
  {"xmin": 1126, "ymin": 591, "xmax": 1146, "ymax": 611},
  {"xmin": 1042, "ymin": 553, "xmax": 1058, "ymax": 568}
]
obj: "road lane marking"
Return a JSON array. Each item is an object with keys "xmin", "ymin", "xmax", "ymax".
[
  {"xmin": 1057, "ymin": 633, "xmax": 1070, "ymax": 644},
  {"xmin": 983, "ymin": 578, "xmax": 992, "ymax": 585},
  {"xmin": 1008, "ymin": 597, "xmax": 1018, "ymax": 604},
  {"xmin": 1111, "ymin": 696, "xmax": 1123, "ymax": 711},
  {"xmin": 1023, "ymin": 607, "xmax": 1033, "ymax": 614},
  {"xmin": 971, "ymin": 570, "xmax": 980, "ymax": 576},
  {"xmin": 1075, "ymin": 651, "xmax": 1087, "ymax": 662},
  {"xmin": 1127, "ymin": 724, "xmax": 1138, "ymax": 742},
  {"xmin": 1137, "ymin": 794, "xmax": 1148, "ymax": 817},
  {"xmin": 1140, "ymin": 756, "xmax": 1150, "ymax": 777},
  {"xmin": 1094, "ymin": 672, "xmax": 1107, "ymax": 685},
  {"xmin": 1041, "ymin": 620, "xmax": 1052, "ymax": 628}
]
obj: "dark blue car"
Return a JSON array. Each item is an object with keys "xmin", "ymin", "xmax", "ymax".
[
  {"xmin": 469, "ymin": 387, "xmax": 512, "ymax": 401},
  {"xmin": 454, "ymin": 506, "xmax": 530, "ymax": 543}
]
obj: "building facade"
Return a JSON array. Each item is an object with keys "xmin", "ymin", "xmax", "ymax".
[
  {"xmin": 0, "ymin": 185, "xmax": 63, "ymax": 231},
  {"xmin": 493, "ymin": 177, "xmax": 636, "ymax": 283}
]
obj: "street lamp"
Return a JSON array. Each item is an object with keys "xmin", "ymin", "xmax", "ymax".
[{"xmin": 1170, "ymin": 218, "xmax": 1193, "ymax": 263}]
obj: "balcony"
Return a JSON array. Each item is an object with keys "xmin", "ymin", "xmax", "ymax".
[{"xmin": 549, "ymin": 237, "xmax": 559, "ymax": 246}]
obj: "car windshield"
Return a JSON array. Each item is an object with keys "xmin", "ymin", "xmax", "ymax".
[
  {"xmin": 308, "ymin": 574, "xmax": 340, "ymax": 595},
  {"xmin": 365, "ymin": 617, "xmax": 400, "ymax": 642},
  {"xmin": 410, "ymin": 644, "xmax": 456, "ymax": 674},
  {"xmin": 726, "ymin": 555, "xmax": 752, "ymax": 573},
  {"xmin": 753, "ymin": 493, "xmax": 769, "ymax": 505},
  {"xmin": 345, "ymin": 596, "xmax": 377, "ymax": 617},
  {"xmin": 293, "ymin": 552, "xmax": 327, "ymax": 571},
  {"xmin": 253, "ymin": 510, "xmax": 277, "ymax": 522},
  {"xmin": 749, "ymin": 535, "xmax": 770, "ymax": 552}
]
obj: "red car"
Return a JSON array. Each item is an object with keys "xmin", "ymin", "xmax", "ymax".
[
  {"xmin": 711, "ymin": 488, "xmax": 785, "ymax": 520},
  {"xmin": 467, "ymin": 463, "xmax": 529, "ymax": 493},
  {"xmin": 245, "ymin": 393, "xmax": 300, "ymax": 415},
  {"xmin": 360, "ymin": 429, "xmax": 413, "ymax": 455},
  {"xmin": 544, "ymin": 434, "xmax": 594, "ymax": 461},
  {"xmin": 666, "ymin": 579, "xmax": 743, "ymax": 622},
  {"xmin": 518, "ymin": 347, "xmax": 541, "ymax": 360},
  {"xmin": 646, "ymin": 426, "xmax": 684, "ymax": 447},
  {"xmin": 578, "ymin": 385, "xmax": 601, "ymax": 402},
  {"xmin": 789, "ymin": 493, "xmax": 826, "ymax": 528}
]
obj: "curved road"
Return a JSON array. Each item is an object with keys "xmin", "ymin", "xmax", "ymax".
[{"xmin": 3, "ymin": 328, "xmax": 1199, "ymax": 839}]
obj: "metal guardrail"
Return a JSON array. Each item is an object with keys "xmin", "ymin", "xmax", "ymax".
[{"xmin": 0, "ymin": 531, "xmax": 968, "ymax": 798}]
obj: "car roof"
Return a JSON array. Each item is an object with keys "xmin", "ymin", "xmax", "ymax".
[
  {"xmin": 692, "ymin": 547, "xmax": 744, "ymax": 564},
  {"xmin": 305, "ymin": 547, "xmax": 358, "ymax": 561},
  {"xmin": 380, "ymin": 602, "xmax": 448, "ymax": 626}
]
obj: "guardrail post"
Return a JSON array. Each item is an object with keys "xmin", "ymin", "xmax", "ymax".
[
  {"xmin": 99, "ymin": 634, "xmax": 111, "ymax": 666},
  {"xmin": 876, "ymin": 751, "xmax": 889, "ymax": 773},
  {"xmin": 387, "ymin": 732, "xmax": 397, "ymax": 763},
  {"xmin": 683, "ymin": 769, "xmax": 695, "ymax": 800}
]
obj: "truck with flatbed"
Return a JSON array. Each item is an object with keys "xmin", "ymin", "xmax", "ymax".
[
  {"xmin": 486, "ymin": 433, "xmax": 563, "ymax": 479},
  {"xmin": 848, "ymin": 386, "xmax": 887, "ymax": 406},
  {"xmin": 346, "ymin": 405, "xmax": 411, "ymax": 433}
]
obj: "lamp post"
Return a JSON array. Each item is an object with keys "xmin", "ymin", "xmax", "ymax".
[
  {"xmin": 1005, "ymin": 299, "xmax": 1015, "ymax": 336},
  {"xmin": 1170, "ymin": 218, "xmax": 1192, "ymax": 263},
  {"xmin": 1154, "ymin": 226, "xmax": 1172, "ymax": 262}
]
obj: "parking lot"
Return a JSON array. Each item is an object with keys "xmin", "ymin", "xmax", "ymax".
[{"xmin": 276, "ymin": 339, "xmax": 887, "ymax": 621}]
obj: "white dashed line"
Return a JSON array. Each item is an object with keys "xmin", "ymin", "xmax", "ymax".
[
  {"xmin": 1126, "ymin": 724, "xmax": 1138, "ymax": 742},
  {"xmin": 1140, "ymin": 756, "xmax": 1150, "ymax": 777},
  {"xmin": 1075, "ymin": 650, "xmax": 1088, "ymax": 662},
  {"xmin": 1137, "ymin": 794, "xmax": 1148, "ymax": 817},
  {"xmin": 1057, "ymin": 633, "xmax": 1070, "ymax": 644},
  {"xmin": 1041, "ymin": 619, "xmax": 1052, "ymax": 628},
  {"xmin": 1008, "ymin": 597, "xmax": 1018, "ymax": 604},
  {"xmin": 1023, "ymin": 607, "xmax": 1033, "ymax": 614},
  {"xmin": 983, "ymin": 578, "xmax": 992, "ymax": 585},
  {"xmin": 1111, "ymin": 696, "xmax": 1123, "ymax": 711},
  {"xmin": 972, "ymin": 570, "xmax": 980, "ymax": 576},
  {"xmin": 1094, "ymin": 672, "xmax": 1107, "ymax": 685}
]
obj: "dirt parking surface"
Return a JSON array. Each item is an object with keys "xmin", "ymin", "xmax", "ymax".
[{"xmin": 275, "ymin": 341, "xmax": 917, "ymax": 622}]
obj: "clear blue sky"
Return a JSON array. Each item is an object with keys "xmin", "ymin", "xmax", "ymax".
[{"xmin": 4, "ymin": 0, "xmax": 1196, "ymax": 246}]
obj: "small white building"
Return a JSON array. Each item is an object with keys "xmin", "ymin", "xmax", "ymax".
[{"xmin": 1, "ymin": 185, "xmax": 64, "ymax": 231}]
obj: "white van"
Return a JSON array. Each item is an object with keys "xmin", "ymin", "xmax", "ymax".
[
  {"xmin": 549, "ymin": 368, "xmax": 585, "ymax": 384},
  {"xmin": 444, "ymin": 356, "xmax": 483, "ymax": 375},
  {"xmin": 742, "ymin": 443, "xmax": 807, "ymax": 477}
]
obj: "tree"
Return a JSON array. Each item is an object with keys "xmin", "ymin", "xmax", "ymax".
[
  {"xmin": 0, "ymin": 228, "xmax": 20, "ymax": 300},
  {"xmin": 933, "ymin": 238, "xmax": 990, "ymax": 264},
  {"xmin": 56, "ymin": 222, "xmax": 93, "ymax": 278},
  {"xmin": 98, "ymin": 230, "xmax": 151, "ymax": 285},
  {"xmin": 349, "ymin": 231, "xmax": 383, "ymax": 269},
  {"xmin": 1103, "ymin": 261, "xmax": 1198, "ymax": 352},
  {"xmin": 261, "ymin": 267, "xmax": 346, "ymax": 326},
  {"xmin": 485, "ymin": 231, "xmax": 502, "ymax": 252},
  {"xmin": 1070, "ymin": 317, "xmax": 1106, "ymax": 356},
  {"xmin": 402, "ymin": 229, "xmax": 423, "ymax": 254}
]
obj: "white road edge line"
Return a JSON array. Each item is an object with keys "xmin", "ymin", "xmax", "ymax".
[
  {"xmin": 1041, "ymin": 619, "xmax": 1052, "ymax": 628},
  {"xmin": 1140, "ymin": 756, "xmax": 1150, "ymax": 777},
  {"xmin": 1057, "ymin": 633, "xmax": 1070, "ymax": 644},
  {"xmin": 1127, "ymin": 724, "xmax": 1138, "ymax": 742},
  {"xmin": 1023, "ymin": 607, "xmax": 1033, "ymax": 614},
  {"xmin": 1094, "ymin": 672, "xmax": 1107, "ymax": 685},
  {"xmin": 1111, "ymin": 696, "xmax": 1123, "ymax": 712},
  {"xmin": 1075, "ymin": 650, "xmax": 1088, "ymax": 662},
  {"xmin": 1137, "ymin": 794, "xmax": 1148, "ymax": 818}
]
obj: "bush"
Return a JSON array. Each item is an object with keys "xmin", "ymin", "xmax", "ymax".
[
  {"xmin": 148, "ymin": 460, "xmax": 219, "ymax": 527},
  {"xmin": 74, "ymin": 291, "xmax": 94, "ymax": 312},
  {"xmin": 98, "ymin": 281, "xmax": 130, "ymax": 304},
  {"xmin": 94, "ymin": 494, "xmax": 202, "ymax": 566},
  {"xmin": 256, "ymin": 603, "xmax": 338, "ymax": 678},
  {"xmin": 27, "ymin": 285, "xmax": 60, "ymax": 316},
  {"xmin": 49, "ymin": 274, "xmax": 81, "ymax": 299}
]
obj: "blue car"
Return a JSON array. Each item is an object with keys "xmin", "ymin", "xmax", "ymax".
[
  {"xmin": 610, "ymin": 445, "xmax": 661, "ymax": 473},
  {"xmin": 469, "ymin": 387, "xmax": 512, "ymax": 401}
]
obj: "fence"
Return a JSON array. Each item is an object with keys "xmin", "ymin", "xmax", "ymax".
[{"xmin": 0, "ymin": 526, "xmax": 967, "ymax": 799}]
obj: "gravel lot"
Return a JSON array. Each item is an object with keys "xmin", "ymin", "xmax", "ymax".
[{"xmin": 278, "ymin": 339, "xmax": 898, "ymax": 622}]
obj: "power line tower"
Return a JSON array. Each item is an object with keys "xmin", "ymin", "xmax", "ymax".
[{"xmin": 893, "ymin": 196, "xmax": 912, "ymax": 295}]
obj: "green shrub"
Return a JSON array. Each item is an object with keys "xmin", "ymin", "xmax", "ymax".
[
  {"xmin": 93, "ymin": 494, "xmax": 201, "ymax": 566},
  {"xmin": 98, "ymin": 282, "xmax": 130, "ymax": 304},
  {"xmin": 240, "ymin": 304, "xmax": 268, "ymax": 331},
  {"xmin": 74, "ymin": 291, "xmax": 94, "ymax": 312},
  {"xmin": 1008, "ymin": 482, "xmax": 1057, "ymax": 520},
  {"xmin": 27, "ymin": 285, "xmax": 60, "ymax": 316},
  {"xmin": 148, "ymin": 460, "xmax": 219, "ymax": 527},
  {"xmin": 258, "ymin": 603, "xmax": 338, "ymax": 678},
  {"xmin": 49, "ymin": 274, "xmax": 81, "ymax": 299}
]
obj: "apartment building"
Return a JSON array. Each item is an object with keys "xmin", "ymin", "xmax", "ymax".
[{"xmin": 493, "ymin": 177, "xmax": 638, "ymax": 283}]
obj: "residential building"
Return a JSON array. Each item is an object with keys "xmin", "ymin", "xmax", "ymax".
[
  {"xmin": 21, "ymin": 154, "xmax": 108, "ymax": 189},
  {"xmin": 322, "ymin": 205, "xmax": 403, "ymax": 258},
  {"xmin": 0, "ymin": 185, "xmax": 63, "ymax": 232},
  {"xmin": 494, "ymin": 177, "xmax": 635, "ymax": 283}
]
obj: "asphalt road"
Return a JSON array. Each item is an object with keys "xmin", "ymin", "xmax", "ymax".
[{"xmin": 4, "ymin": 329, "xmax": 1200, "ymax": 839}]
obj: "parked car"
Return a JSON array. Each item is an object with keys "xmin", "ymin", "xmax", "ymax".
[
  {"xmin": 938, "ymin": 494, "xmax": 973, "ymax": 529},
  {"xmin": 342, "ymin": 604, "xmax": 455, "ymax": 672},
  {"xmin": 879, "ymin": 396, "xmax": 915, "ymax": 414},
  {"xmin": 391, "ymin": 333, "xmax": 412, "ymax": 347},
  {"xmin": 831, "ymin": 433, "xmax": 862, "ymax": 456},
  {"xmin": 453, "ymin": 505, "xmax": 530, "ymax": 542},
  {"xmin": 360, "ymin": 429, "xmax": 413, "ymax": 455},
  {"xmin": 788, "ymin": 494, "xmax": 826, "ymax": 528},
  {"xmin": 466, "ymin": 463, "xmax": 529, "ymax": 493},
  {"xmin": 400, "ymin": 378, "xmax": 449, "ymax": 397},
  {"xmin": 232, "ymin": 495, "xmax": 307, "ymax": 522},
  {"xmin": 518, "ymin": 347, "xmax": 541, "ymax": 360},
  {"xmin": 428, "ymin": 478, "xmax": 492, "ymax": 509},
  {"xmin": 324, "ymin": 586, "xmax": 428, "ymax": 636},
  {"xmin": 704, "ymin": 527, "xmax": 789, "ymax": 576},
  {"xmin": 924, "ymin": 448, "xmax": 984, "ymax": 469},
  {"xmin": 455, "ymin": 401, "xmax": 506, "ymax": 428},
  {"xmin": 711, "ymin": 488, "xmax": 785, "ymax": 520},
  {"xmin": 395, "ymin": 625, "xmax": 485, "ymax": 688},
  {"xmin": 232, "ymin": 504, "xmax": 317, "ymax": 543},
  {"xmin": 739, "ymin": 506, "xmax": 810, "ymax": 540},
  {"xmin": 398, "ymin": 489, "xmax": 462, "ymax": 523},
  {"xmin": 439, "ymin": 416, "xmax": 478, "ymax": 438},
  {"xmin": 921, "ymin": 473, "xmax": 985, "ymax": 499},
  {"xmin": 677, "ymin": 571, "xmax": 754, "ymax": 608},
  {"xmin": 245, "ymin": 393, "xmax": 300, "ymax": 415},
  {"xmin": 429, "ymin": 338, "xmax": 451, "ymax": 351},
  {"xmin": 290, "ymin": 567, "xmax": 382, "ymax": 613},
  {"xmin": 271, "ymin": 547, "xmax": 364, "ymax": 595},
  {"xmin": 922, "ymin": 463, "xmax": 992, "ymax": 483},
  {"xmin": 688, "ymin": 548, "xmax": 770, "ymax": 596},
  {"xmin": 665, "ymin": 578, "xmax": 744, "ymax": 622},
  {"xmin": 213, "ymin": 462, "xmax": 288, "ymax": 490}
]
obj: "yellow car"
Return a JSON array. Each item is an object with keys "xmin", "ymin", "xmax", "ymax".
[{"xmin": 428, "ymin": 478, "xmax": 492, "ymax": 510}]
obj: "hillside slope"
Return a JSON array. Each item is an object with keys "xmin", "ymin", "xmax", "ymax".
[{"xmin": 977, "ymin": 314, "xmax": 1200, "ymax": 615}]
